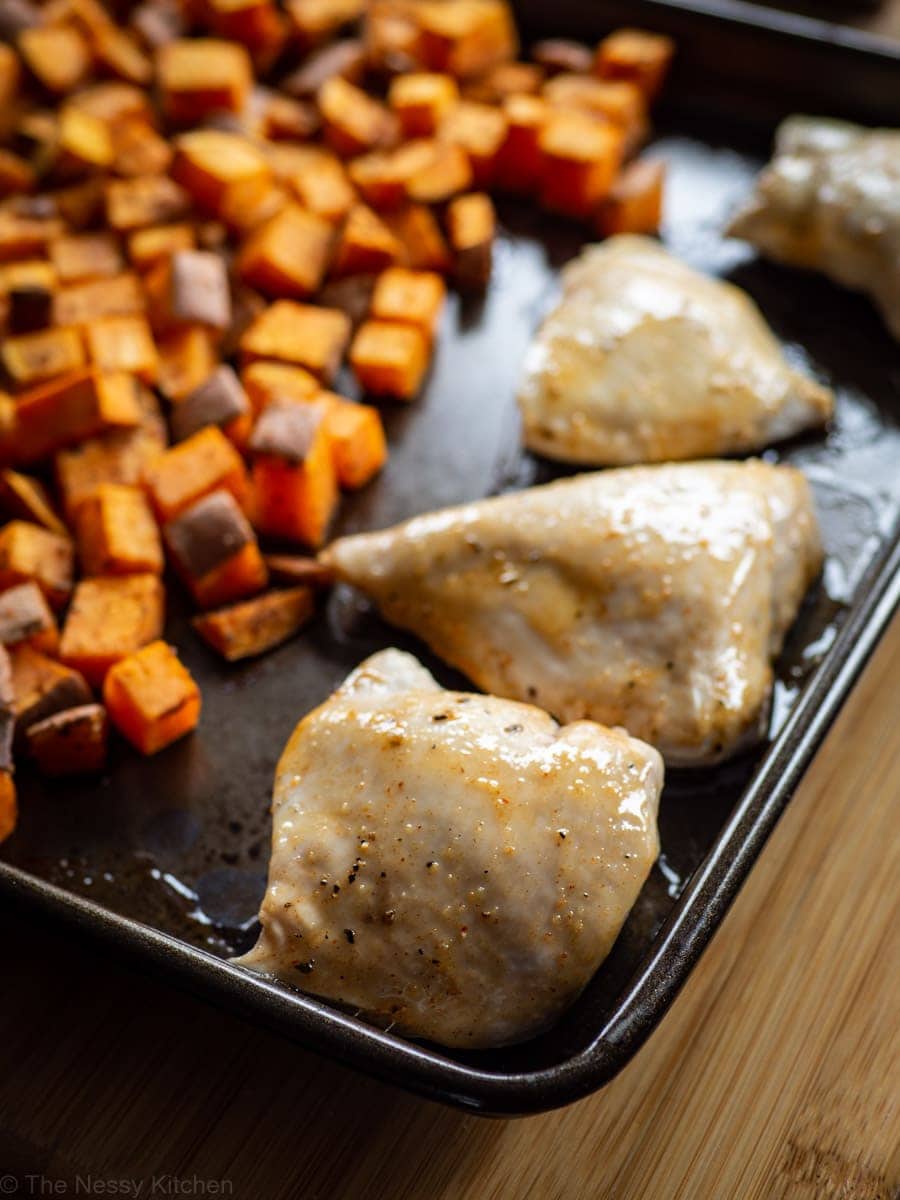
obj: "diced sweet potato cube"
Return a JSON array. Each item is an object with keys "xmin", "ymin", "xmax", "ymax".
[
  {"xmin": 389, "ymin": 72, "xmax": 459, "ymax": 138},
  {"xmin": 9, "ymin": 643, "xmax": 91, "ymax": 737},
  {"xmin": 0, "ymin": 260, "xmax": 56, "ymax": 297},
  {"xmin": 495, "ymin": 94, "xmax": 549, "ymax": 193},
  {"xmin": 85, "ymin": 315, "xmax": 159, "ymax": 384},
  {"xmin": 0, "ymin": 469, "xmax": 67, "ymax": 536},
  {"xmin": 26, "ymin": 702, "xmax": 109, "ymax": 776},
  {"xmin": 438, "ymin": 100, "xmax": 507, "ymax": 188},
  {"xmin": 105, "ymin": 175, "xmax": 191, "ymax": 232},
  {"xmin": 193, "ymin": 586, "xmax": 314, "ymax": 661},
  {"xmin": 446, "ymin": 191, "xmax": 495, "ymax": 290},
  {"xmin": 220, "ymin": 284, "xmax": 267, "ymax": 361},
  {"xmin": 164, "ymin": 489, "xmax": 267, "ymax": 609},
  {"xmin": 144, "ymin": 250, "xmax": 231, "ymax": 334},
  {"xmin": 290, "ymin": 152, "xmax": 356, "ymax": 224},
  {"xmin": 60, "ymin": 573, "xmax": 165, "ymax": 686},
  {"xmin": 531, "ymin": 38, "xmax": 593, "ymax": 75},
  {"xmin": 126, "ymin": 223, "xmax": 195, "ymax": 272},
  {"xmin": 316, "ymin": 274, "xmax": 377, "ymax": 330},
  {"xmin": 54, "ymin": 273, "xmax": 146, "ymax": 326},
  {"xmin": 19, "ymin": 24, "xmax": 91, "ymax": 94},
  {"xmin": 371, "ymin": 266, "xmax": 446, "ymax": 342},
  {"xmin": 75, "ymin": 483, "xmax": 163, "ymax": 577},
  {"xmin": 464, "ymin": 60, "xmax": 543, "ymax": 103},
  {"xmin": 240, "ymin": 301, "xmax": 351, "ymax": 382},
  {"xmin": 596, "ymin": 157, "xmax": 666, "ymax": 237},
  {"xmin": 332, "ymin": 204, "xmax": 402, "ymax": 277},
  {"xmin": 281, "ymin": 37, "xmax": 365, "ymax": 98},
  {"xmin": 321, "ymin": 395, "xmax": 388, "ymax": 489},
  {"xmin": 0, "ymin": 521, "xmax": 72, "ymax": 610},
  {"xmin": 347, "ymin": 140, "xmax": 438, "ymax": 211},
  {"xmin": 170, "ymin": 365, "xmax": 251, "ymax": 447},
  {"xmin": 156, "ymin": 326, "xmax": 217, "ymax": 402},
  {"xmin": 241, "ymin": 361, "xmax": 320, "ymax": 414},
  {"xmin": 350, "ymin": 319, "xmax": 429, "ymax": 400},
  {"xmin": 158, "ymin": 38, "xmax": 253, "ymax": 124},
  {"xmin": 543, "ymin": 73, "xmax": 647, "ymax": 151},
  {"xmin": 103, "ymin": 639, "xmax": 200, "ymax": 755},
  {"xmin": 249, "ymin": 402, "xmax": 338, "ymax": 546},
  {"xmin": 92, "ymin": 22, "xmax": 153, "ymax": 86},
  {"xmin": 0, "ymin": 149, "xmax": 36, "ymax": 195},
  {"xmin": 255, "ymin": 89, "xmax": 319, "ymax": 141},
  {"xmin": 145, "ymin": 425, "xmax": 249, "ymax": 523},
  {"xmin": 0, "ymin": 43, "xmax": 21, "ymax": 113},
  {"xmin": 0, "ymin": 771, "xmax": 14, "ymax": 843},
  {"xmin": 405, "ymin": 141, "xmax": 473, "ymax": 205},
  {"xmin": 264, "ymin": 553, "xmax": 335, "ymax": 588},
  {"xmin": 318, "ymin": 76, "xmax": 399, "ymax": 158},
  {"xmin": 0, "ymin": 212, "xmax": 65, "ymax": 263},
  {"xmin": 206, "ymin": 0, "xmax": 288, "ymax": 65},
  {"xmin": 2, "ymin": 327, "xmax": 84, "ymax": 390},
  {"xmin": 415, "ymin": 0, "xmax": 518, "ymax": 78},
  {"xmin": 0, "ymin": 581, "xmax": 58, "ymax": 654},
  {"xmin": 50, "ymin": 233, "xmax": 123, "ymax": 284},
  {"xmin": 15, "ymin": 368, "xmax": 141, "ymax": 465},
  {"xmin": 538, "ymin": 111, "xmax": 624, "ymax": 219},
  {"xmin": 237, "ymin": 205, "xmax": 335, "ymax": 299},
  {"xmin": 54, "ymin": 107, "xmax": 115, "ymax": 176},
  {"xmin": 110, "ymin": 115, "xmax": 172, "ymax": 178},
  {"xmin": 55, "ymin": 421, "xmax": 167, "ymax": 524},
  {"xmin": 219, "ymin": 180, "xmax": 291, "ymax": 239},
  {"xmin": 594, "ymin": 28, "xmax": 675, "ymax": 100},
  {"xmin": 171, "ymin": 129, "xmax": 272, "ymax": 219},
  {"xmin": 382, "ymin": 204, "xmax": 452, "ymax": 272},
  {"xmin": 66, "ymin": 80, "xmax": 152, "ymax": 124}
]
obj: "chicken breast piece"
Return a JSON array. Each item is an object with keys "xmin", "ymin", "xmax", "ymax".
[
  {"xmin": 324, "ymin": 461, "xmax": 823, "ymax": 765},
  {"xmin": 517, "ymin": 235, "xmax": 833, "ymax": 465},
  {"xmin": 729, "ymin": 116, "xmax": 900, "ymax": 341},
  {"xmin": 236, "ymin": 648, "xmax": 662, "ymax": 1049}
]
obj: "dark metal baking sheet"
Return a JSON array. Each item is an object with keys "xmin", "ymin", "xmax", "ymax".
[{"xmin": 2, "ymin": 0, "xmax": 899, "ymax": 1116}]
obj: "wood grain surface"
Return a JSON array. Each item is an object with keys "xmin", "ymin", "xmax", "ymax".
[{"xmin": 1, "ymin": 608, "xmax": 897, "ymax": 1200}]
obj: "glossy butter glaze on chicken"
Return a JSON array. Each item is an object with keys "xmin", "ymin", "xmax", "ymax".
[
  {"xmin": 236, "ymin": 649, "xmax": 663, "ymax": 1049},
  {"xmin": 729, "ymin": 116, "xmax": 900, "ymax": 341},
  {"xmin": 517, "ymin": 236, "xmax": 833, "ymax": 465},
  {"xmin": 324, "ymin": 461, "xmax": 823, "ymax": 766}
]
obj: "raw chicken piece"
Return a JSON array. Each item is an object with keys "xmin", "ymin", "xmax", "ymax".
[
  {"xmin": 324, "ymin": 461, "xmax": 822, "ymax": 765},
  {"xmin": 236, "ymin": 649, "xmax": 662, "ymax": 1049},
  {"xmin": 729, "ymin": 116, "xmax": 900, "ymax": 341},
  {"xmin": 517, "ymin": 235, "xmax": 833, "ymax": 465}
]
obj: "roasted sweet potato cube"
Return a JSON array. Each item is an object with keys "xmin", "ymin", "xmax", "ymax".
[
  {"xmin": 447, "ymin": 191, "xmax": 495, "ymax": 290},
  {"xmin": 0, "ymin": 582, "xmax": 58, "ymax": 654},
  {"xmin": 290, "ymin": 152, "xmax": 356, "ymax": 224},
  {"xmin": 538, "ymin": 111, "xmax": 624, "ymax": 219},
  {"xmin": 237, "ymin": 205, "xmax": 335, "ymax": 299},
  {"xmin": 264, "ymin": 553, "xmax": 335, "ymax": 588},
  {"xmin": 164, "ymin": 489, "xmax": 268, "ymax": 609},
  {"xmin": 286, "ymin": 0, "xmax": 365, "ymax": 48},
  {"xmin": 321, "ymin": 394, "xmax": 388, "ymax": 489},
  {"xmin": 0, "ymin": 470, "xmax": 66, "ymax": 536},
  {"xmin": 594, "ymin": 28, "xmax": 675, "ymax": 100},
  {"xmin": 255, "ymin": 88, "xmax": 319, "ymax": 142},
  {"xmin": 66, "ymin": 80, "xmax": 152, "ymax": 124},
  {"xmin": 103, "ymin": 639, "xmax": 200, "ymax": 755},
  {"xmin": 0, "ymin": 149, "xmax": 36, "ymax": 195},
  {"xmin": 144, "ymin": 251, "xmax": 231, "ymax": 333},
  {"xmin": 156, "ymin": 326, "xmax": 218, "ymax": 402},
  {"xmin": 316, "ymin": 273, "xmax": 378, "ymax": 330},
  {"xmin": 370, "ymin": 266, "xmax": 446, "ymax": 343},
  {"xmin": 281, "ymin": 37, "xmax": 365, "ymax": 98},
  {"xmin": 2, "ymin": 328, "xmax": 85, "ymax": 389},
  {"xmin": 19, "ymin": 24, "xmax": 91, "ymax": 94},
  {"xmin": 15, "ymin": 369, "xmax": 142, "ymax": 465},
  {"xmin": 0, "ymin": 212, "xmax": 65, "ymax": 263},
  {"xmin": 85, "ymin": 315, "xmax": 159, "ymax": 384},
  {"xmin": 205, "ymin": 0, "xmax": 287, "ymax": 65},
  {"xmin": 415, "ymin": 0, "xmax": 518, "ymax": 78},
  {"xmin": 126, "ymin": 223, "xmax": 195, "ymax": 272},
  {"xmin": 75, "ymin": 484, "xmax": 163, "ymax": 577},
  {"xmin": 193, "ymin": 586, "xmax": 314, "ymax": 661},
  {"xmin": 0, "ymin": 260, "xmax": 56, "ymax": 298},
  {"xmin": 110, "ymin": 115, "xmax": 172, "ymax": 178},
  {"xmin": 0, "ymin": 770, "xmax": 14, "ymax": 843},
  {"xmin": 543, "ymin": 73, "xmax": 647, "ymax": 151},
  {"xmin": 495, "ymin": 94, "xmax": 549, "ymax": 193},
  {"xmin": 240, "ymin": 361, "xmax": 320, "ymax": 414},
  {"xmin": 347, "ymin": 140, "xmax": 438, "ymax": 211},
  {"xmin": 9, "ymin": 643, "xmax": 91, "ymax": 737},
  {"xmin": 170, "ymin": 365, "xmax": 251, "ymax": 446},
  {"xmin": 54, "ymin": 107, "xmax": 115, "ymax": 176},
  {"xmin": 350, "ymin": 319, "xmax": 429, "ymax": 400},
  {"xmin": 0, "ymin": 42, "xmax": 21, "ymax": 113},
  {"xmin": 382, "ymin": 204, "xmax": 452, "ymax": 272},
  {"xmin": 26, "ymin": 702, "xmax": 109, "ymax": 776},
  {"xmin": 158, "ymin": 38, "xmax": 253, "ymax": 124},
  {"xmin": 54, "ymin": 180, "xmax": 110, "ymax": 231},
  {"xmin": 318, "ymin": 76, "xmax": 399, "ymax": 159},
  {"xmin": 50, "ymin": 233, "xmax": 123, "ymax": 284},
  {"xmin": 332, "ymin": 204, "xmax": 402, "ymax": 278},
  {"xmin": 55, "ymin": 421, "xmax": 167, "ymax": 523},
  {"xmin": 596, "ymin": 157, "xmax": 666, "ymax": 237},
  {"xmin": 249, "ymin": 402, "xmax": 338, "ymax": 546},
  {"xmin": 531, "ymin": 38, "xmax": 593, "ymax": 75},
  {"xmin": 240, "ymin": 301, "xmax": 351, "ymax": 382},
  {"xmin": 145, "ymin": 425, "xmax": 249, "ymax": 523},
  {"xmin": 389, "ymin": 72, "xmax": 460, "ymax": 138},
  {"xmin": 405, "ymin": 141, "xmax": 473, "ymax": 205},
  {"xmin": 54, "ymin": 273, "xmax": 146, "ymax": 326},
  {"xmin": 60, "ymin": 574, "xmax": 165, "ymax": 686},
  {"xmin": 171, "ymin": 129, "xmax": 272, "ymax": 220},
  {"xmin": 464, "ymin": 60, "xmax": 544, "ymax": 103},
  {"xmin": 105, "ymin": 175, "xmax": 191, "ymax": 232},
  {"xmin": 220, "ymin": 284, "xmax": 267, "ymax": 361},
  {"xmin": 438, "ymin": 100, "xmax": 508, "ymax": 188},
  {"xmin": 92, "ymin": 22, "xmax": 153, "ymax": 86}
]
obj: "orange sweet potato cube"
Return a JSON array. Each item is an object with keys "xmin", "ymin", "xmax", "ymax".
[
  {"xmin": 249, "ymin": 402, "xmax": 339, "ymax": 546},
  {"xmin": 438, "ymin": 100, "xmax": 508, "ymax": 188},
  {"xmin": 382, "ymin": 204, "xmax": 452, "ymax": 272},
  {"xmin": 544, "ymin": 73, "xmax": 647, "ymax": 152},
  {"xmin": 15, "ymin": 369, "xmax": 142, "ymax": 465},
  {"xmin": 318, "ymin": 76, "xmax": 399, "ymax": 158},
  {"xmin": 85, "ymin": 315, "xmax": 159, "ymax": 384},
  {"xmin": 110, "ymin": 115, "xmax": 173, "ymax": 178},
  {"xmin": 347, "ymin": 140, "xmax": 439, "ymax": 212},
  {"xmin": 206, "ymin": 0, "xmax": 288, "ymax": 64},
  {"xmin": 370, "ymin": 267, "xmax": 446, "ymax": 342},
  {"xmin": 144, "ymin": 426, "xmax": 250, "ymax": 522},
  {"xmin": 19, "ymin": 25, "xmax": 92, "ymax": 94},
  {"xmin": 171, "ymin": 130, "xmax": 272, "ymax": 220},
  {"xmin": 54, "ymin": 273, "xmax": 146, "ymax": 326},
  {"xmin": 415, "ymin": 0, "xmax": 518, "ymax": 78},
  {"xmin": 240, "ymin": 361, "xmax": 321, "ymax": 414},
  {"xmin": 192, "ymin": 586, "xmax": 314, "ymax": 662},
  {"xmin": 75, "ymin": 483, "xmax": 163, "ymax": 577},
  {"xmin": 389, "ymin": 72, "xmax": 460, "ymax": 137},
  {"xmin": 105, "ymin": 175, "xmax": 191, "ymax": 232},
  {"xmin": 50, "ymin": 233, "xmax": 124, "ymax": 284},
  {"xmin": 446, "ymin": 191, "xmax": 495, "ymax": 290},
  {"xmin": 54, "ymin": 107, "xmax": 115, "ymax": 176},
  {"xmin": 350, "ymin": 319, "xmax": 429, "ymax": 400},
  {"xmin": 156, "ymin": 326, "xmax": 218, "ymax": 402},
  {"xmin": 127, "ymin": 223, "xmax": 196, "ymax": 272},
  {"xmin": 404, "ymin": 141, "xmax": 473, "ymax": 205},
  {"xmin": 594, "ymin": 28, "xmax": 675, "ymax": 100},
  {"xmin": 495, "ymin": 94, "xmax": 549, "ymax": 193},
  {"xmin": 2, "ymin": 328, "xmax": 86, "ymax": 390},
  {"xmin": 158, "ymin": 38, "xmax": 253, "ymax": 124},
  {"xmin": 60, "ymin": 574, "xmax": 165, "ymax": 685},
  {"xmin": 286, "ymin": 0, "xmax": 366, "ymax": 49},
  {"xmin": 0, "ymin": 470, "xmax": 67, "ymax": 537},
  {"xmin": 596, "ymin": 158, "xmax": 665, "ymax": 237},
  {"xmin": 8, "ymin": 642, "xmax": 91, "ymax": 737},
  {"xmin": 164, "ymin": 489, "xmax": 268, "ymax": 609},
  {"xmin": 538, "ymin": 111, "xmax": 624, "ymax": 219},
  {"xmin": 332, "ymin": 204, "xmax": 402, "ymax": 277},
  {"xmin": 237, "ymin": 205, "xmax": 335, "ymax": 299},
  {"xmin": 240, "ymin": 301, "xmax": 351, "ymax": 382},
  {"xmin": 321, "ymin": 395, "xmax": 387, "ymax": 489},
  {"xmin": 103, "ymin": 640, "xmax": 200, "ymax": 755},
  {"xmin": 464, "ymin": 60, "xmax": 544, "ymax": 103}
]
